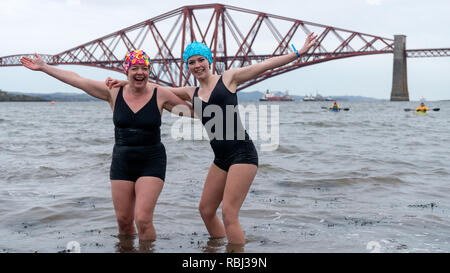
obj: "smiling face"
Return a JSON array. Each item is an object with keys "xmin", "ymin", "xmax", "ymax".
[
  {"xmin": 127, "ymin": 64, "xmax": 149, "ymax": 89},
  {"xmin": 187, "ymin": 55, "xmax": 211, "ymax": 80}
]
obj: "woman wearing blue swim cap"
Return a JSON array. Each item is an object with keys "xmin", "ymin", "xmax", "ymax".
[{"xmin": 106, "ymin": 33, "xmax": 318, "ymax": 249}]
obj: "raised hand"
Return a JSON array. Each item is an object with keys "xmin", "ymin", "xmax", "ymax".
[
  {"xmin": 20, "ymin": 53, "xmax": 46, "ymax": 71},
  {"xmin": 105, "ymin": 77, "xmax": 128, "ymax": 89},
  {"xmin": 298, "ymin": 32, "xmax": 319, "ymax": 55},
  {"xmin": 105, "ymin": 77, "xmax": 115, "ymax": 89}
]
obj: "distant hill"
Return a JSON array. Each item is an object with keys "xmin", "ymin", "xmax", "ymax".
[
  {"xmin": 8, "ymin": 92, "xmax": 100, "ymax": 102},
  {"xmin": 236, "ymin": 91, "xmax": 264, "ymax": 102},
  {"xmin": 0, "ymin": 90, "xmax": 47, "ymax": 101},
  {"xmin": 238, "ymin": 90, "xmax": 383, "ymax": 102},
  {"xmin": 328, "ymin": 96, "xmax": 384, "ymax": 102},
  {"xmin": 4, "ymin": 90, "xmax": 383, "ymax": 102}
]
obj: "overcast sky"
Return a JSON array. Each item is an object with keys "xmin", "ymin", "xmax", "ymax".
[{"xmin": 1, "ymin": 0, "xmax": 449, "ymax": 100}]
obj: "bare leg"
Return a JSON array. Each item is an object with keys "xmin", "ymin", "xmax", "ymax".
[
  {"xmin": 198, "ymin": 163, "xmax": 228, "ymax": 239},
  {"xmin": 134, "ymin": 177, "xmax": 164, "ymax": 241},
  {"xmin": 110, "ymin": 180, "xmax": 136, "ymax": 235},
  {"xmin": 222, "ymin": 164, "xmax": 257, "ymax": 245},
  {"xmin": 115, "ymin": 233, "xmax": 137, "ymax": 253}
]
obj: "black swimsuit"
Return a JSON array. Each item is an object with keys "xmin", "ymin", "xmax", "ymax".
[
  {"xmin": 193, "ymin": 76, "xmax": 258, "ymax": 172},
  {"xmin": 110, "ymin": 87, "xmax": 166, "ymax": 182}
]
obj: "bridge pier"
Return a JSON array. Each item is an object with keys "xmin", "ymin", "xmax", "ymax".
[{"xmin": 390, "ymin": 35, "xmax": 409, "ymax": 101}]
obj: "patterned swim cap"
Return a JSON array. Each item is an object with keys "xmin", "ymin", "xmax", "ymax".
[
  {"xmin": 183, "ymin": 41, "xmax": 213, "ymax": 70},
  {"xmin": 122, "ymin": 49, "xmax": 152, "ymax": 74}
]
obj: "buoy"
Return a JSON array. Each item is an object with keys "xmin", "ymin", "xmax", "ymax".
[{"xmin": 51, "ymin": 101, "xmax": 55, "ymax": 104}]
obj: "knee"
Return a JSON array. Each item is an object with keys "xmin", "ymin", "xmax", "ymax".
[
  {"xmin": 135, "ymin": 213, "xmax": 153, "ymax": 231},
  {"xmin": 221, "ymin": 204, "xmax": 239, "ymax": 227},
  {"xmin": 135, "ymin": 213, "xmax": 156, "ymax": 241},
  {"xmin": 198, "ymin": 202, "xmax": 217, "ymax": 220},
  {"xmin": 116, "ymin": 214, "xmax": 134, "ymax": 231}
]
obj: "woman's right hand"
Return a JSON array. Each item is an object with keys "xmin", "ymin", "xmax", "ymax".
[
  {"xmin": 21, "ymin": 53, "xmax": 112, "ymax": 103},
  {"xmin": 20, "ymin": 53, "xmax": 47, "ymax": 71},
  {"xmin": 105, "ymin": 77, "xmax": 128, "ymax": 89}
]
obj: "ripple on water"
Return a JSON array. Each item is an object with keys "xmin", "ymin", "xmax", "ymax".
[
  {"xmin": 258, "ymin": 163, "xmax": 297, "ymax": 175},
  {"xmin": 273, "ymin": 144, "xmax": 307, "ymax": 154},
  {"xmin": 1, "ymin": 101, "xmax": 450, "ymax": 253},
  {"xmin": 284, "ymin": 121, "xmax": 328, "ymax": 127},
  {"xmin": 366, "ymin": 176, "xmax": 406, "ymax": 185},
  {"xmin": 34, "ymin": 166, "xmax": 75, "ymax": 179},
  {"xmin": 431, "ymin": 168, "xmax": 450, "ymax": 175}
]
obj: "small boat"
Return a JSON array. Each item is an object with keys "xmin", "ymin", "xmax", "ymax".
[
  {"xmin": 303, "ymin": 92, "xmax": 333, "ymax": 101},
  {"xmin": 302, "ymin": 94, "xmax": 315, "ymax": 101},
  {"xmin": 260, "ymin": 90, "xmax": 294, "ymax": 101}
]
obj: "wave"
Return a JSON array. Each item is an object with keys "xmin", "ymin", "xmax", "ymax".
[
  {"xmin": 432, "ymin": 168, "xmax": 450, "ymax": 175},
  {"xmin": 281, "ymin": 121, "xmax": 328, "ymax": 127},
  {"xmin": 257, "ymin": 163, "xmax": 297, "ymax": 174},
  {"xmin": 274, "ymin": 175, "xmax": 406, "ymax": 189},
  {"xmin": 273, "ymin": 144, "xmax": 306, "ymax": 154},
  {"xmin": 67, "ymin": 136, "xmax": 112, "ymax": 145},
  {"xmin": 34, "ymin": 166, "xmax": 75, "ymax": 179}
]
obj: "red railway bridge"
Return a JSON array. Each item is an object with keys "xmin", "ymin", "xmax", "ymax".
[{"xmin": 1, "ymin": 4, "xmax": 449, "ymax": 101}]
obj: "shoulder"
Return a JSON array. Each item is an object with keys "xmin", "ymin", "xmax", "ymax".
[
  {"xmin": 155, "ymin": 85, "xmax": 182, "ymax": 101},
  {"xmin": 222, "ymin": 69, "xmax": 235, "ymax": 81},
  {"xmin": 150, "ymin": 84, "xmax": 164, "ymax": 98},
  {"xmin": 182, "ymin": 86, "xmax": 197, "ymax": 96},
  {"xmin": 172, "ymin": 86, "xmax": 197, "ymax": 101},
  {"xmin": 109, "ymin": 85, "xmax": 122, "ymax": 99},
  {"xmin": 220, "ymin": 71, "xmax": 238, "ymax": 93},
  {"xmin": 155, "ymin": 85, "xmax": 170, "ymax": 96},
  {"xmin": 108, "ymin": 86, "xmax": 122, "ymax": 109}
]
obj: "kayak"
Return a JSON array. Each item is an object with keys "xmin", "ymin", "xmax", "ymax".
[
  {"xmin": 414, "ymin": 111, "xmax": 427, "ymax": 115},
  {"xmin": 321, "ymin": 107, "xmax": 350, "ymax": 111},
  {"xmin": 404, "ymin": 108, "xmax": 440, "ymax": 112}
]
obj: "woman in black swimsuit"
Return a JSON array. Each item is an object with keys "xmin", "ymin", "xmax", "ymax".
[
  {"xmin": 21, "ymin": 50, "xmax": 192, "ymax": 242},
  {"xmin": 106, "ymin": 33, "xmax": 317, "ymax": 247}
]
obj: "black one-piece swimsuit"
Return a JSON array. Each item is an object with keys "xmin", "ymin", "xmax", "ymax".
[
  {"xmin": 193, "ymin": 76, "xmax": 258, "ymax": 172},
  {"xmin": 110, "ymin": 87, "xmax": 166, "ymax": 182}
]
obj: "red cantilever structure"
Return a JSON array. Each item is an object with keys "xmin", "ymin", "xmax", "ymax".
[{"xmin": 1, "ymin": 4, "xmax": 446, "ymax": 90}]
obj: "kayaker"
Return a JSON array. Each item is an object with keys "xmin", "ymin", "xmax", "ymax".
[
  {"xmin": 416, "ymin": 102, "xmax": 429, "ymax": 112},
  {"xmin": 330, "ymin": 101, "xmax": 340, "ymax": 111}
]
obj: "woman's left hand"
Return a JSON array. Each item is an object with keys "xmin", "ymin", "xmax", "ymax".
[{"xmin": 298, "ymin": 32, "xmax": 319, "ymax": 55}]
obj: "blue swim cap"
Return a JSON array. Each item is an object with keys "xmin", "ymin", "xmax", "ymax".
[{"xmin": 183, "ymin": 41, "xmax": 213, "ymax": 70}]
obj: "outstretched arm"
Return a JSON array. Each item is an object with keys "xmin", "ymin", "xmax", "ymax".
[
  {"xmin": 21, "ymin": 54, "xmax": 111, "ymax": 102},
  {"xmin": 159, "ymin": 87, "xmax": 195, "ymax": 118},
  {"xmin": 106, "ymin": 77, "xmax": 195, "ymax": 102},
  {"xmin": 165, "ymin": 86, "xmax": 195, "ymax": 102},
  {"xmin": 225, "ymin": 33, "xmax": 318, "ymax": 89}
]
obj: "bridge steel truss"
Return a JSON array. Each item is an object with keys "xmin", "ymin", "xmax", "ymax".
[
  {"xmin": 406, "ymin": 48, "xmax": 450, "ymax": 58},
  {"xmin": 1, "ymin": 4, "xmax": 439, "ymax": 91}
]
